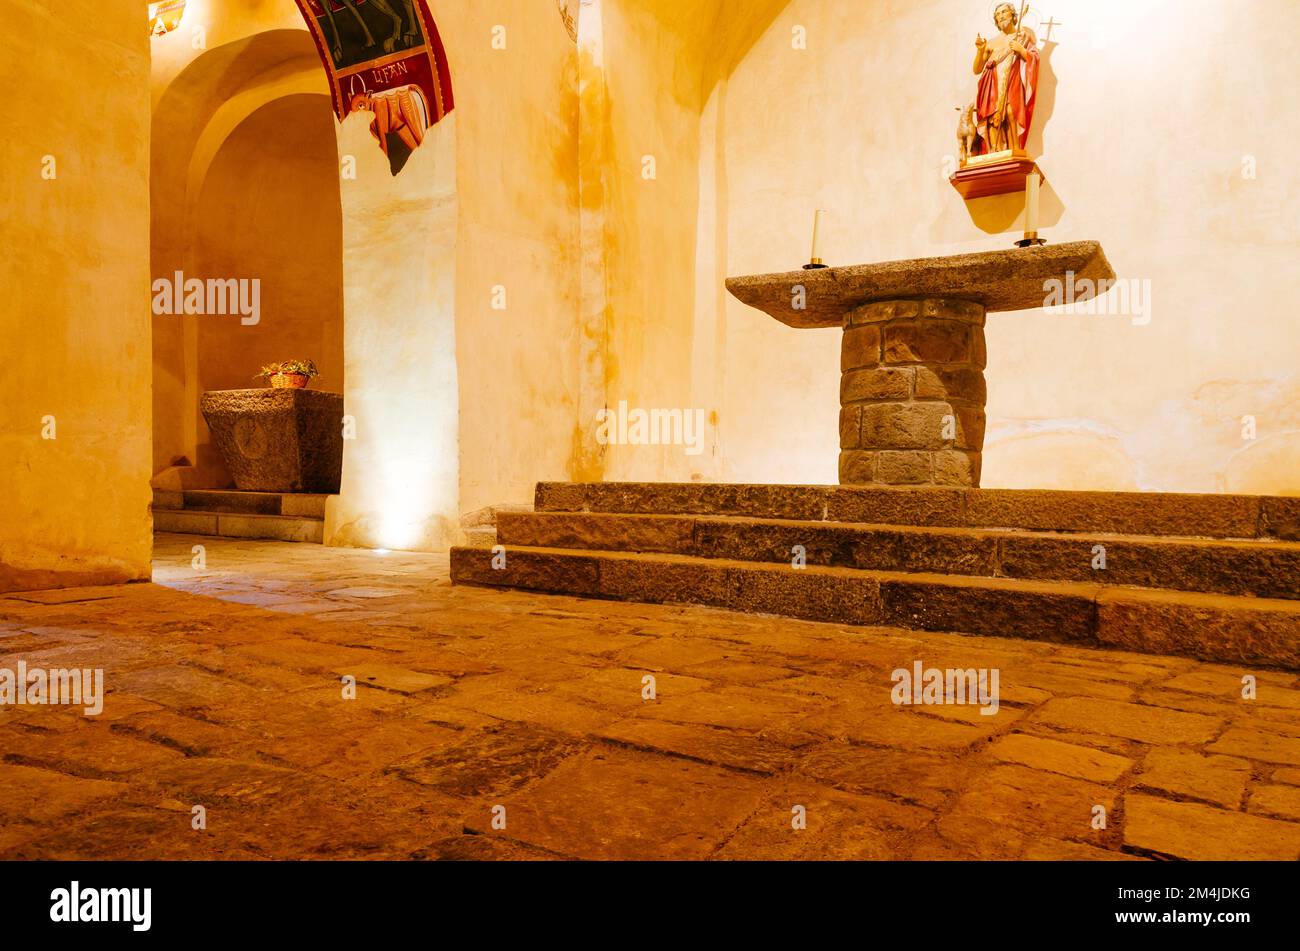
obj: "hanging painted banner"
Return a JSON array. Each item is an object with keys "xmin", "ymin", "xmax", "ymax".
[{"xmin": 295, "ymin": 1, "xmax": 454, "ymax": 176}]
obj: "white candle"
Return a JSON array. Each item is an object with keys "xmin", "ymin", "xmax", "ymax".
[
  {"xmin": 1025, "ymin": 172, "xmax": 1041, "ymax": 235},
  {"xmin": 811, "ymin": 209, "xmax": 826, "ymax": 261}
]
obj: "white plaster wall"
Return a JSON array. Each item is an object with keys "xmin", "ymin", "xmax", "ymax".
[{"xmin": 328, "ymin": 112, "xmax": 461, "ymax": 550}]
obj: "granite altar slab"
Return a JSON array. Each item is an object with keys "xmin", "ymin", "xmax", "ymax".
[{"xmin": 725, "ymin": 240, "xmax": 1115, "ymax": 329}]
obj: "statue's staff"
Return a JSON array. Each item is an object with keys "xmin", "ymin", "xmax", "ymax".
[{"xmin": 1014, "ymin": 2, "xmax": 1032, "ymax": 50}]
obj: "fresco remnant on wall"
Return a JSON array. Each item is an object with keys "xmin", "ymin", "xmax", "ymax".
[
  {"xmin": 558, "ymin": 0, "xmax": 579, "ymax": 42},
  {"xmin": 295, "ymin": 0, "xmax": 455, "ymax": 176}
]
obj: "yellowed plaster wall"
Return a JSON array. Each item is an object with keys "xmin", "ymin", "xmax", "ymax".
[
  {"xmin": 440, "ymin": 1, "xmax": 583, "ymax": 516},
  {"xmin": 148, "ymin": 0, "xmax": 307, "ymax": 103},
  {"xmin": 581, "ymin": 0, "xmax": 789, "ymax": 484},
  {"xmin": 708, "ymin": 0, "xmax": 1300, "ymax": 494},
  {"xmin": 590, "ymin": 0, "xmax": 707, "ymax": 484},
  {"xmin": 0, "ymin": 1, "xmax": 153, "ymax": 590}
]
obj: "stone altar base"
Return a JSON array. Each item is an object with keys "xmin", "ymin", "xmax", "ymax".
[
  {"xmin": 839, "ymin": 298, "xmax": 986, "ymax": 487},
  {"xmin": 451, "ymin": 482, "xmax": 1300, "ymax": 670},
  {"xmin": 201, "ymin": 389, "xmax": 344, "ymax": 494}
]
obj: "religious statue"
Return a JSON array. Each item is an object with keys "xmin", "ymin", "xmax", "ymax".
[{"xmin": 959, "ymin": 2, "xmax": 1040, "ymax": 164}]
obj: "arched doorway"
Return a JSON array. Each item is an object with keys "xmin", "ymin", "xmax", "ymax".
[
  {"xmin": 151, "ymin": 31, "xmax": 347, "ymax": 542},
  {"xmin": 151, "ymin": 14, "xmax": 469, "ymax": 553}
]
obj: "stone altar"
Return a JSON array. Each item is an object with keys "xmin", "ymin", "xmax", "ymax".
[
  {"xmin": 725, "ymin": 241, "xmax": 1115, "ymax": 487},
  {"xmin": 201, "ymin": 389, "xmax": 344, "ymax": 494}
]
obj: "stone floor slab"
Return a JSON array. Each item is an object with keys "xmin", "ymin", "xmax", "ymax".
[
  {"xmin": 1124, "ymin": 794, "xmax": 1300, "ymax": 861},
  {"xmin": 0, "ymin": 532, "xmax": 1296, "ymax": 861}
]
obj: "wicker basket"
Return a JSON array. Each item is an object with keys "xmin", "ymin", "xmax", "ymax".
[{"xmin": 270, "ymin": 373, "xmax": 310, "ymax": 390}]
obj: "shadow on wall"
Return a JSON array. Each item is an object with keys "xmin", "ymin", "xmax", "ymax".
[{"xmin": 1022, "ymin": 38, "xmax": 1058, "ymax": 159}]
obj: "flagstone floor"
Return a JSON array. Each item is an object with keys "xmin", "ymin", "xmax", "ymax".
[{"xmin": 2, "ymin": 533, "xmax": 1299, "ymax": 861}]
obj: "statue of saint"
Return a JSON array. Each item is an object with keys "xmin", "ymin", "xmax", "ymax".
[{"xmin": 969, "ymin": 3, "xmax": 1040, "ymax": 157}]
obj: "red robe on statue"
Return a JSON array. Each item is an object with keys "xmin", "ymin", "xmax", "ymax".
[{"xmin": 975, "ymin": 30, "xmax": 1039, "ymax": 154}]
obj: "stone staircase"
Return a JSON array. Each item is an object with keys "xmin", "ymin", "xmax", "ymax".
[
  {"xmin": 450, "ymin": 482, "xmax": 1300, "ymax": 670},
  {"xmin": 152, "ymin": 488, "xmax": 329, "ymax": 543}
]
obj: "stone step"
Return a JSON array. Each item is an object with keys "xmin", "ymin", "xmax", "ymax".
[
  {"xmin": 151, "ymin": 488, "xmax": 330, "ymax": 519},
  {"xmin": 497, "ymin": 511, "xmax": 1300, "ymax": 601},
  {"xmin": 462, "ymin": 527, "xmax": 499, "ymax": 549},
  {"xmin": 535, "ymin": 482, "xmax": 1300, "ymax": 541},
  {"xmin": 153, "ymin": 508, "xmax": 323, "ymax": 544},
  {"xmin": 450, "ymin": 545, "xmax": 1300, "ymax": 669}
]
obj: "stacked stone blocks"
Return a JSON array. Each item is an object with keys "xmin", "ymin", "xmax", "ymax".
[{"xmin": 839, "ymin": 297, "xmax": 987, "ymax": 486}]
